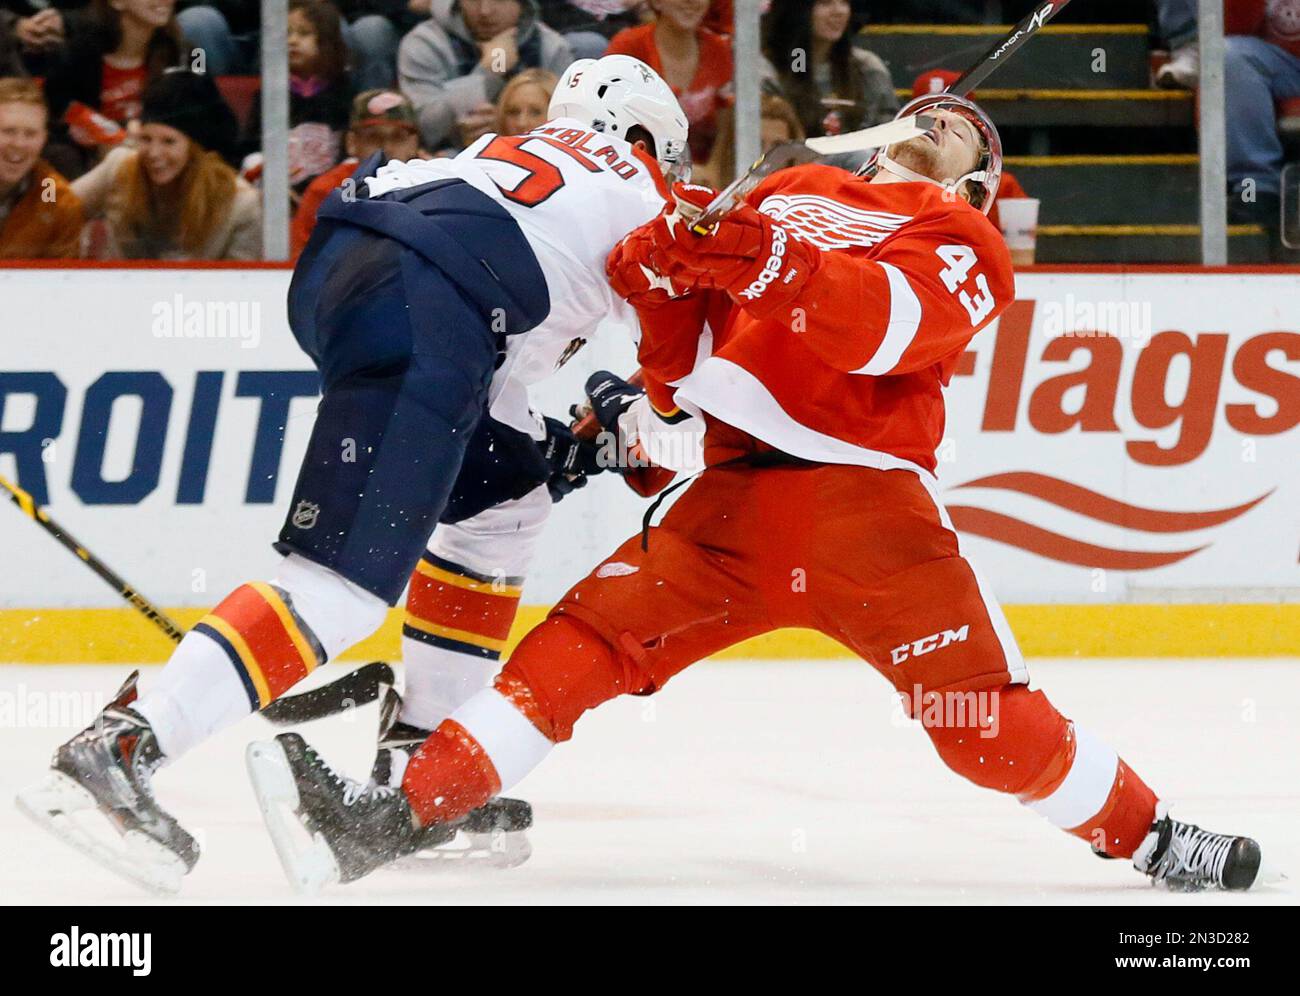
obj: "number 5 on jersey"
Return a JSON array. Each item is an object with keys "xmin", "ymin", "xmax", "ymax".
[{"xmin": 936, "ymin": 244, "xmax": 995, "ymax": 325}]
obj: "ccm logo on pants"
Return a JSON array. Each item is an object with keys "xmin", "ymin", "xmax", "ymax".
[{"xmin": 891, "ymin": 625, "xmax": 970, "ymax": 665}]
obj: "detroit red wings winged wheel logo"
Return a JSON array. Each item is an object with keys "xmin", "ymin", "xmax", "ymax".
[{"xmin": 757, "ymin": 194, "xmax": 912, "ymax": 251}]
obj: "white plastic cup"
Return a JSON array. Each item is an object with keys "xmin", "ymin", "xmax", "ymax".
[{"xmin": 998, "ymin": 197, "xmax": 1040, "ymax": 257}]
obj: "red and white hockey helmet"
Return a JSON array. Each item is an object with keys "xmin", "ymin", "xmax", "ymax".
[
  {"xmin": 548, "ymin": 55, "xmax": 690, "ymax": 177},
  {"xmin": 859, "ymin": 92, "xmax": 1003, "ymax": 214}
]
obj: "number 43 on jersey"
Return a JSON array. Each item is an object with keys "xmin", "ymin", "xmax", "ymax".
[{"xmin": 936, "ymin": 244, "xmax": 995, "ymax": 325}]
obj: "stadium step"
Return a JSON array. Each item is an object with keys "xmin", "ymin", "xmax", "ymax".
[
  {"xmin": 1004, "ymin": 154, "xmax": 1276, "ymax": 262},
  {"xmin": 860, "ymin": 23, "xmax": 1153, "ymax": 91},
  {"xmin": 1004, "ymin": 155, "xmax": 1200, "ymax": 225},
  {"xmin": 1033, "ymin": 224, "xmax": 1271, "ymax": 264},
  {"xmin": 945, "ymin": 89, "xmax": 1193, "ymax": 129}
]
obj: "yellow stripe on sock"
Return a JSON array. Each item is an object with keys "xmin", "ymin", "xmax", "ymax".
[
  {"xmin": 414, "ymin": 559, "xmax": 523, "ymax": 597},
  {"xmin": 201, "ymin": 613, "xmax": 272, "ymax": 706},
  {"xmin": 402, "ymin": 615, "xmax": 508, "ymax": 653}
]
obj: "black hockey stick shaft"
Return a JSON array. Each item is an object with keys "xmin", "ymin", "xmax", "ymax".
[
  {"xmin": 948, "ymin": 0, "xmax": 1077, "ymax": 97},
  {"xmin": 0, "ymin": 473, "xmax": 185, "ymax": 643},
  {"xmin": 259, "ymin": 660, "xmax": 395, "ymax": 724}
]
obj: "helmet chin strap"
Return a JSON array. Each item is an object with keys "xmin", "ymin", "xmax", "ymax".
[{"xmin": 874, "ymin": 151, "xmax": 988, "ymax": 201}]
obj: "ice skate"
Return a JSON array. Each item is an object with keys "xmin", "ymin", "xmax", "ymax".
[
  {"xmin": 371, "ymin": 706, "xmax": 533, "ymax": 871},
  {"xmin": 247, "ymin": 732, "xmax": 430, "ymax": 892},
  {"xmin": 14, "ymin": 671, "xmax": 199, "ymax": 895},
  {"xmin": 1133, "ymin": 805, "xmax": 1262, "ymax": 892}
]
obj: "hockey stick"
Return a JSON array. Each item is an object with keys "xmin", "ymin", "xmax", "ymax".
[
  {"xmin": 0, "ymin": 473, "xmax": 185, "ymax": 643},
  {"xmin": 687, "ymin": 0, "xmax": 1076, "ymax": 235},
  {"xmin": 947, "ymin": 0, "xmax": 1076, "ymax": 98},
  {"xmin": 0, "ymin": 471, "xmax": 397, "ymax": 722},
  {"xmin": 259, "ymin": 660, "xmax": 395, "ymax": 725},
  {"xmin": 687, "ymin": 114, "xmax": 936, "ymax": 235}
]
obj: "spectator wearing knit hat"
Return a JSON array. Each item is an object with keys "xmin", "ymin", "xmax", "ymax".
[
  {"xmin": 72, "ymin": 68, "xmax": 261, "ymax": 259},
  {"xmin": 291, "ymin": 87, "xmax": 423, "ymax": 256},
  {"xmin": 0, "ymin": 76, "xmax": 83, "ymax": 258}
]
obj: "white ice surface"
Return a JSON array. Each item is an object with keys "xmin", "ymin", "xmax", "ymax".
[{"xmin": 1, "ymin": 658, "xmax": 1296, "ymax": 905}]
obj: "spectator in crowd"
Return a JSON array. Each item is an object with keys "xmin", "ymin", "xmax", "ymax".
[
  {"xmin": 333, "ymin": 0, "xmax": 416, "ymax": 89},
  {"xmin": 761, "ymin": 0, "xmax": 896, "ymax": 140},
  {"xmin": 73, "ymin": 68, "xmax": 261, "ymax": 258},
  {"xmin": 399, "ymin": 0, "xmax": 573, "ymax": 151},
  {"xmin": 43, "ymin": 0, "xmax": 187, "ymax": 177},
  {"xmin": 174, "ymin": 0, "xmax": 259, "ymax": 75},
  {"xmin": 177, "ymin": 0, "xmax": 414, "ymax": 89},
  {"xmin": 244, "ymin": 0, "xmax": 352, "ymax": 192},
  {"xmin": 495, "ymin": 64, "xmax": 554, "ymax": 133},
  {"xmin": 695, "ymin": 89, "xmax": 801, "ymax": 187},
  {"xmin": 1, "ymin": 2, "xmax": 76, "ymax": 76},
  {"xmin": 1224, "ymin": 0, "xmax": 1300, "ymax": 255},
  {"xmin": 1150, "ymin": 0, "xmax": 1300, "ymax": 258},
  {"xmin": 537, "ymin": 1, "xmax": 641, "ymax": 60},
  {"xmin": 0, "ymin": 76, "xmax": 83, "ymax": 257},
  {"xmin": 607, "ymin": 0, "xmax": 731, "ymax": 165},
  {"xmin": 1154, "ymin": 0, "xmax": 1199, "ymax": 89},
  {"xmin": 291, "ymin": 86, "xmax": 420, "ymax": 255},
  {"xmin": 1, "ymin": 13, "xmax": 27, "ymax": 77}
]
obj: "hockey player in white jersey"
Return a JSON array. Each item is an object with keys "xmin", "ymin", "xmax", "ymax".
[{"xmin": 16, "ymin": 55, "xmax": 690, "ymax": 893}]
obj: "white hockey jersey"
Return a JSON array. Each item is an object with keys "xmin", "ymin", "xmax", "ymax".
[{"xmin": 364, "ymin": 118, "xmax": 668, "ymax": 437}]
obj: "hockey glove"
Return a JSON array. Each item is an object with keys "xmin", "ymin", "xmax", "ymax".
[
  {"xmin": 538, "ymin": 416, "xmax": 603, "ymax": 503},
  {"xmin": 606, "ymin": 227, "xmax": 688, "ymax": 308},
  {"xmin": 649, "ymin": 182, "xmax": 821, "ymax": 318},
  {"xmin": 571, "ymin": 370, "xmax": 652, "ymax": 477}
]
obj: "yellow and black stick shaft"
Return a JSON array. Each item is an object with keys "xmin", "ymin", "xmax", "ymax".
[{"xmin": 0, "ymin": 474, "xmax": 184, "ymax": 643}]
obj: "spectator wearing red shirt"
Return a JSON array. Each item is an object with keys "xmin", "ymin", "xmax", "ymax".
[
  {"xmin": 607, "ymin": 0, "xmax": 732, "ymax": 165},
  {"xmin": 42, "ymin": 0, "xmax": 187, "ymax": 178}
]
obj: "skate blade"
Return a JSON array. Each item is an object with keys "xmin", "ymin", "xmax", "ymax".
[
  {"xmin": 392, "ymin": 830, "xmax": 532, "ymax": 872},
  {"xmin": 245, "ymin": 740, "xmax": 340, "ymax": 895},
  {"xmin": 15, "ymin": 772, "xmax": 186, "ymax": 895}
]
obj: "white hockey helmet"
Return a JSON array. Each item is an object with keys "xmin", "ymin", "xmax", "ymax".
[
  {"xmin": 859, "ymin": 92, "xmax": 1003, "ymax": 214},
  {"xmin": 548, "ymin": 55, "xmax": 690, "ymax": 177}
]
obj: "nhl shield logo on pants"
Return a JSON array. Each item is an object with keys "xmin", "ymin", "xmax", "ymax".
[{"xmin": 292, "ymin": 500, "xmax": 320, "ymax": 530}]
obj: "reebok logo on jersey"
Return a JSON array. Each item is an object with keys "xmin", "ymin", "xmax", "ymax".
[
  {"xmin": 739, "ymin": 226, "xmax": 790, "ymax": 301},
  {"xmin": 890, "ymin": 625, "xmax": 970, "ymax": 665}
]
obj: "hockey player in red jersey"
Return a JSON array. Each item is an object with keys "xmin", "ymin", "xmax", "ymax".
[{"xmin": 260, "ymin": 92, "xmax": 1263, "ymax": 893}]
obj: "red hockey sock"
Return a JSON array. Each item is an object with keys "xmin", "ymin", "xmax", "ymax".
[
  {"xmin": 401, "ymin": 720, "xmax": 502, "ymax": 826},
  {"xmin": 924, "ymin": 684, "xmax": 1158, "ymax": 858}
]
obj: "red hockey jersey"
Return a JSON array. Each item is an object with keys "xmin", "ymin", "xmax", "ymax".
[{"xmin": 650, "ymin": 165, "xmax": 1015, "ymax": 475}]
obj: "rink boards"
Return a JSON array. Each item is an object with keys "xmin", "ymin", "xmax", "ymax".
[{"xmin": 1, "ymin": 264, "xmax": 1297, "ymax": 660}]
